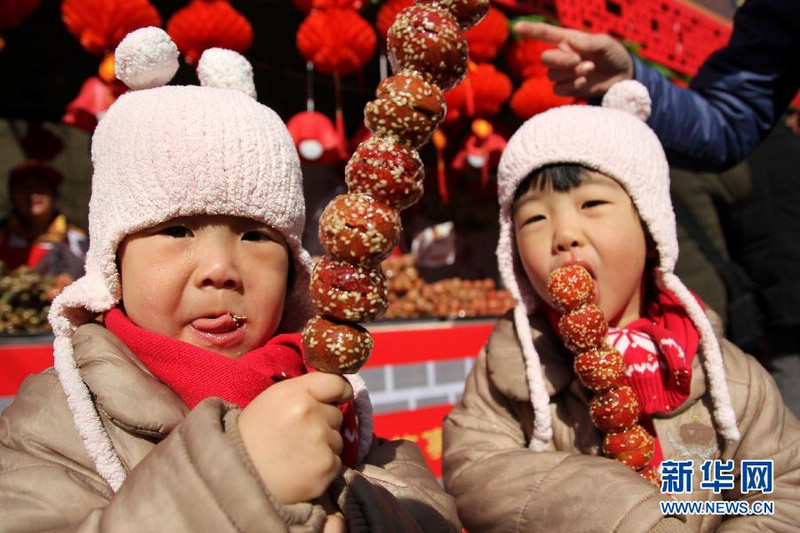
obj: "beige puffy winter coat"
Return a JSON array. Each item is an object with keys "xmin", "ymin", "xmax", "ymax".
[
  {"xmin": 443, "ymin": 311, "xmax": 800, "ymax": 532},
  {"xmin": 0, "ymin": 323, "xmax": 460, "ymax": 532}
]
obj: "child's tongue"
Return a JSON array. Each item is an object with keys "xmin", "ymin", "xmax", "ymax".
[{"xmin": 192, "ymin": 315, "xmax": 237, "ymax": 333}]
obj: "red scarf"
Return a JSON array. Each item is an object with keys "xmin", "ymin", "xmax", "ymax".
[{"xmin": 104, "ymin": 308, "xmax": 359, "ymax": 467}]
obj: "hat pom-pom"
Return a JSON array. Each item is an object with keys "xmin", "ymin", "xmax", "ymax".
[
  {"xmin": 602, "ymin": 80, "xmax": 651, "ymax": 122},
  {"xmin": 115, "ymin": 27, "xmax": 179, "ymax": 90},
  {"xmin": 197, "ymin": 48, "xmax": 257, "ymax": 100}
]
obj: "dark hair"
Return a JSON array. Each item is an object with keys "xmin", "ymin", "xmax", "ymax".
[{"xmin": 512, "ymin": 164, "xmax": 590, "ymax": 210}]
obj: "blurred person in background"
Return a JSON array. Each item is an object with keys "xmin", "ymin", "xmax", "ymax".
[{"xmin": 0, "ymin": 160, "xmax": 87, "ymax": 279}]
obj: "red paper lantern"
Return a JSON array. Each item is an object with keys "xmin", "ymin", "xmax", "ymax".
[
  {"xmin": 505, "ymin": 37, "xmax": 555, "ymax": 80},
  {"xmin": 444, "ymin": 63, "xmax": 512, "ymax": 122},
  {"xmin": 62, "ymin": 0, "xmax": 161, "ymax": 55},
  {"xmin": 375, "ymin": 0, "xmax": 413, "ymax": 40},
  {"xmin": 463, "ymin": 7, "xmax": 508, "ymax": 63},
  {"xmin": 296, "ymin": 8, "xmax": 376, "ymax": 77},
  {"xmin": 293, "ymin": 0, "xmax": 364, "ymax": 14},
  {"xmin": 510, "ymin": 75, "xmax": 574, "ymax": 120},
  {"xmin": 167, "ymin": 0, "xmax": 253, "ymax": 66}
]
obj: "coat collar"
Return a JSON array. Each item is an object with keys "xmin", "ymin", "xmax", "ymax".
[{"xmin": 71, "ymin": 323, "xmax": 188, "ymax": 438}]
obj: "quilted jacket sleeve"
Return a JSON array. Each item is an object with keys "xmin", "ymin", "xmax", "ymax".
[
  {"xmin": 635, "ymin": 0, "xmax": 800, "ymax": 171},
  {"xmin": 0, "ymin": 379, "xmax": 327, "ymax": 532},
  {"xmin": 717, "ymin": 341, "xmax": 800, "ymax": 531},
  {"xmin": 329, "ymin": 437, "xmax": 461, "ymax": 532},
  {"xmin": 442, "ymin": 350, "xmax": 686, "ymax": 533}
]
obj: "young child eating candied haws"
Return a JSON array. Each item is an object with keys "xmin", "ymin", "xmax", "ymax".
[
  {"xmin": 0, "ymin": 28, "xmax": 459, "ymax": 533},
  {"xmin": 442, "ymin": 80, "xmax": 800, "ymax": 531}
]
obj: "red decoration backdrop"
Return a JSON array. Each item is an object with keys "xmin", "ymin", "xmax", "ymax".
[
  {"xmin": 296, "ymin": 8, "xmax": 376, "ymax": 77},
  {"xmin": 62, "ymin": 0, "xmax": 161, "ymax": 55},
  {"xmin": 167, "ymin": 0, "xmax": 254, "ymax": 66}
]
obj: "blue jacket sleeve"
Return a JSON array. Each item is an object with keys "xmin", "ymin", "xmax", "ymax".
[{"xmin": 634, "ymin": 0, "xmax": 800, "ymax": 171}]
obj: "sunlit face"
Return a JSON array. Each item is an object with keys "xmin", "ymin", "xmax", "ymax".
[
  {"xmin": 118, "ymin": 215, "xmax": 290, "ymax": 359},
  {"xmin": 12, "ymin": 174, "xmax": 56, "ymax": 219},
  {"xmin": 513, "ymin": 170, "xmax": 648, "ymax": 328}
]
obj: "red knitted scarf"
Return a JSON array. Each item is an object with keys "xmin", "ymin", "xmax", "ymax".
[
  {"xmin": 104, "ymin": 308, "xmax": 359, "ymax": 467},
  {"xmin": 606, "ymin": 289, "xmax": 699, "ymax": 468}
]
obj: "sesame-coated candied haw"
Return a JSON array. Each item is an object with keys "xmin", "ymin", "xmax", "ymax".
[
  {"xmin": 547, "ymin": 264, "xmax": 596, "ymax": 313},
  {"xmin": 639, "ymin": 466, "xmax": 661, "ymax": 487},
  {"xmin": 558, "ymin": 303, "xmax": 608, "ymax": 353},
  {"xmin": 364, "ymin": 72, "xmax": 446, "ymax": 149},
  {"xmin": 318, "ymin": 193, "xmax": 401, "ymax": 266},
  {"xmin": 346, "ymin": 136, "xmax": 425, "ymax": 210},
  {"xmin": 589, "ymin": 385, "xmax": 640, "ymax": 432},
  {"xmin": 603, "ymin": 424, "xmax": 655, "ymax": 470},
  {"xmin": 302, "ymin": 315, "xmax": 373, "ymax": 374},
  {"xmin": 573, "ymin": 346, "xmax": 626, "ymax": 393},
  {"xmin": 415, "ymin": 0, "xmax": 490, "ymax": 30},
  {"xmin": 310, "ymin": 257, "xmax": 388, "ymax": 323},
  {"xmin": 386, "ymin": 5, "xmax": 468, "ymax": 91}
]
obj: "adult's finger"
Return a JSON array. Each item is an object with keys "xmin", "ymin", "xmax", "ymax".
[
  {"xmin": 513, "ymin": 21, "xmax": 574, "ymax": 45},
  {"xmin": 553, "ymin": 77, "xmax": 589, "ymax": 98},
  {"xmin": 540, "ymin": 46, "xmax": 582, "ymax": 69}
]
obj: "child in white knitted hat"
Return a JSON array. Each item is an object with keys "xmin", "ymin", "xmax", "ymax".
[
  {"xmin": 443, "ymin": 81, "xmax": 800, "ymax": 531},
  {"xmin": 0, "ymin": 28, "xmax": 459, "ymax": 532}
]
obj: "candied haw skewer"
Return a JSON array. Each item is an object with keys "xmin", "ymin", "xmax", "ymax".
[
  {"xmin": 547, "ymin": 265, "xmax": 659, "ymax": 485},
  {"xmin": 302, "ymin": 1, "xmax": 489, "ymax": 374}
]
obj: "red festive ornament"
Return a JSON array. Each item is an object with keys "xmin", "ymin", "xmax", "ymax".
[
  {"xmin": 505, "ymin": 37, "xmax": 555, "ymax": 80},
  {"xmin": 167, "ymin": 0, "xmax": 253, "ymax": 66},
  {"xmin": 510, "ymin": 75, "xmax": 574, "ymax": 120},
  {"xmin": 444, "ymin": 62, "xmax": 512, "ymax": 123},
  {"xmin": 293, "ymin": 0, "xmax": 364, "ymax": 14},
  {"xmin": 296, "ymin": 8, "xmax": 376, "ymax": 77},
  {"xmin": 463, "ymin": 7, "xmax": 508, "ymax": 63},
  {"xmin": 452, "ymin": 119, "xmax": 507, "ymax": 188},
  {"xmin": 375, "ymin": 0, "xmax": 413, "ymax": 40},
  {"xmin": 287, "ymin": 111, "xmax": 347, "ymax": 164},
  {"xmin": 62, "ymin": 0, "xmax": 161, "ymax": 55},
  {"xmin": 62, "ymin": 77, "xmax": 124, "ymax": 133}
]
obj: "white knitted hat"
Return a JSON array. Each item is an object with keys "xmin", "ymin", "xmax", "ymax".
[
  {"xmin": 496, "ymin": 80, "xmax": 739, "ymax": 451},
  {"xmin": 47, "ymin": 27, "xmax": 346, "ymax": 491}
]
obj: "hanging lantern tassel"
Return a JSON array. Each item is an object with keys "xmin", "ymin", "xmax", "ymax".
[
  {"xmin": 433, "ymin": 129, "xmax": 448, "ymax": 205},
  {"xmin": 333, "ymin": 69, "xmax": 348, "ymax": 159},
  {"xmin": 472, "ymin": 119, "xmax": 491, "ymax": 189}
]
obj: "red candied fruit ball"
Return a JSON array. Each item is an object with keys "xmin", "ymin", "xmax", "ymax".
[
  {"xmin": 302, "ymin": 315, "xmax": 373, "ymax": 374},
  {"xmin": 386, "ymin": 5, "xmax": 468, "ymax": 91},
  {"xmin": 346, "ymin": 136, "xmax": 425, "ymax": 210},
  {"xmin": 318, "ymin": 193, "xmax": 401, "ymax": 266},
  {"xmin": 558, "ymin": 303, "xmax": 607, "ymax": 353},
  {"xmin": 547, "ymin": 264, "xmax": 595, "ymax": 313},
  {"xmin": 363, "ymin": 72, "xmax": 446, "ymax": 149},
  {"xmin": 416, "ymin": 0, "xmax": 490, "ymax": 30},
  {"xmin": 640, "ymin": 466, "xmax": 661, "ymax": 486},
  {"xmin": 310, "ymin": 257, "xmax": 388, "ymax": 323},
  {"xmin": 573, "ymin": 345, "xmax": 626, "ymax": 393},
  {"xmin": 603, "ymin": 424, "xmax": 654, "ymax": 470},
  {"xmin": 589, "ymin": 385, "xmax": 640, "ymax": 432}
]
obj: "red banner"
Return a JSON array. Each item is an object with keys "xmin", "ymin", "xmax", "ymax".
[{"xmin": 373, "ymin": 404, "xmax": 453, "ymax": 477}]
